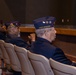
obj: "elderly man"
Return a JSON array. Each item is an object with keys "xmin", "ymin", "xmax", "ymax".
[
  {"xmin": 31, "ymin": 16, "xmax": 76, "ymax": 66},
  {"xmin": 5, "ymin": 21, "xmax": 30, "ymax": 49}
]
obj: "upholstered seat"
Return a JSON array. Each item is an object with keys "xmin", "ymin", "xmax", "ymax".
[
  {"xmin": 49, "ymin": 58, "xmax": 76, "ymax": 75},
  {"xmin": 0, "ymin": 48, "xmax": 3, "ymax": 59},
  {"xmin": 0, "ymin": 40, "xmax": 10, "ymax": 65},
  {"xmin": 14, "ymin": 45, "xmax": 35, "ymax": 75},
  {"xmin": 28, "ymin": 51, "xmax": 54, "ymax": 75},
  {"xmin": 4, "ymin": 43, "xmax": 21, "ymax": 72}
]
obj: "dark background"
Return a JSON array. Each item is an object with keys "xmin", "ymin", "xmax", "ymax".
[{"xmin": 0, "ymin": 0, "xmax": 76, "ymax": 25}]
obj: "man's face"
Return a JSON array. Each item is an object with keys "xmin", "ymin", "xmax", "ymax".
[
  {"xmin": 47, "ymin": 27, "xmax": 56, "ymax": 42},
  {"xmin": 7, "ymin": 25, "xmax": 19, "ymax": 36}
]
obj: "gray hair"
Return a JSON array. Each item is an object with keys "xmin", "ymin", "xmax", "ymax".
[{"xmin": 35, "ymin": 28, "xmax": 52, "ymax": 37}]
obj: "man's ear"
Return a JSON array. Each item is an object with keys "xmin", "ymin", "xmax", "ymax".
[{"xmin": 44, "ymin": 30, "xmax": 48, "ymax": 37}]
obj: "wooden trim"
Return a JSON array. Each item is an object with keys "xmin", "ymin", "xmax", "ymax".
[
  {"xmin": 56, "ymin": 28, "xmax": 76, "ymax": 36},
  {"xmin": 65, "ymin": 53, "xmax": 76, "ymax": 62},
  {"xmin": 20, "ymin": 27, "xmax": 35, "ymax": 32},
  {"xmin": 20, "ymin": 27, "xmax": 76, "ymax": 36}
]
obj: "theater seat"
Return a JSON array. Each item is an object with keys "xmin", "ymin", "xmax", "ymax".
[
  {"xmin": 0, "ymin": 48, "xmax": 3, "ymax": 59},
  {"xmin": 0, "ymin": 40, "xmax": 10, "ymax": 65},
  {"xmin": 49, "ymin": 58, "xmax": 76, "ymax": 75},
  {"xmin": 28, "ymin": 51, "xmax": 54, "ymax": 75},
  {"xmin": 14, "ymin": 45, "xmax": 35, "ymax": 75},
  {"xmin": 4, "ymin": 43, "xmax": 21, "ymax": 72}
]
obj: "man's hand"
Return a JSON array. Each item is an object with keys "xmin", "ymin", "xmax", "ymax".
[{"xmin": 28, "ymin": 33, "xmax": 36, "ymax": 42}]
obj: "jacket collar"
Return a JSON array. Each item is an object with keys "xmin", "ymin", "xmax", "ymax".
[{"xmin": 37, "ymin": 37, "xmax": 51, "ymax": 44}]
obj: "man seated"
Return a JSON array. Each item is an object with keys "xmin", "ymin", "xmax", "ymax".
[
  {"xmin": 31, "ymin": 16, "xmax": 76, "ymax": 66},
  {"xmin": 5, "ymin": 21, "xmax": 35, "ymax": 50}
]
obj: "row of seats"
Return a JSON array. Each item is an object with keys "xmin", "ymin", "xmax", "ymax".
[{"xmin": 0, "ymin": 40, "xmax": 76, "ymax": 75}]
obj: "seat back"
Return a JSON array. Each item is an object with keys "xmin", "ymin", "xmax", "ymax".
[
  {"xmin": 0, "ymin": 48, "xmax": 3, "ymax": 59},
  {"xmin": 49, "ymin": 58, "xmax": 76, "ymax": 75},
  {"xmin": 28, "ymin": 51, "xmax": 54, "ymax": 75},
  {"xmin": 14, "ymin": 45, "xmax": 35, "ymax": 75},
  {"xmin": 4, "ymin": 43, "xmax": 21, "ymax": 71},
  {"xmin": 0, "ymin": 40, "xmax": 10, "ymax": 64}
]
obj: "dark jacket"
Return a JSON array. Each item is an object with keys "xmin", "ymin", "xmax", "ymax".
[
  {"xmin": 0, "ymin": 32, "xmax": 6, "ymax": 40},
  {"xmin": 5, "ymin": 35, "xmax": 30, "ymax": 49},
  {"xmin": 31, "ymin": 37, "xmax": 73, "ymax": 65}
]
